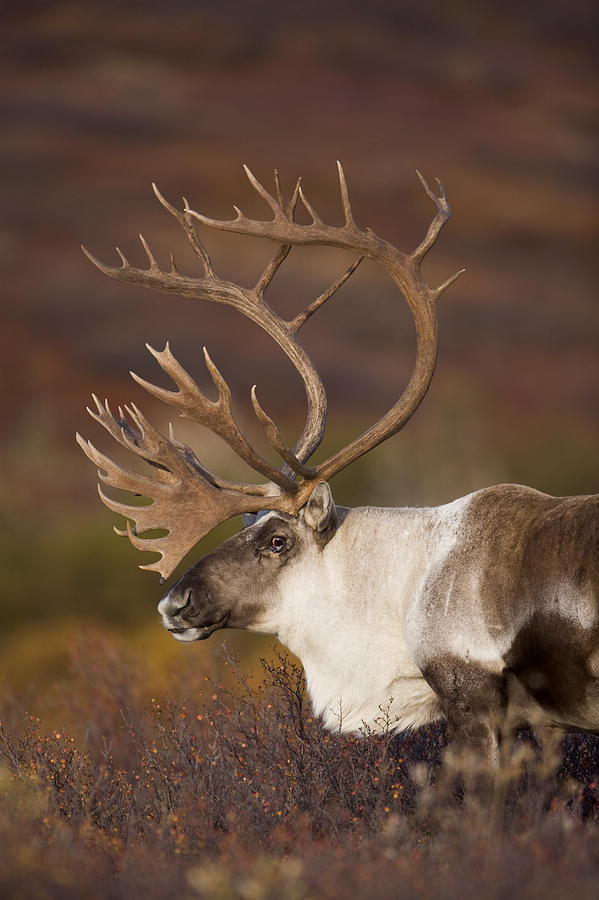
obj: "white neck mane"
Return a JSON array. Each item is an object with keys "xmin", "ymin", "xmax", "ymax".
[{"xmin": 268, "ymin": 502, "xmax": 469, "ymax": 734}]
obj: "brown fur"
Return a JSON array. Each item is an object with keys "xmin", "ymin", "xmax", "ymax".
[
  {"xmin": 422, "ymin": 655, "xmax": 507, "ymax": 757},
  {"xmin": 422, "ymin": 486, "xmax": 599, "ymax": 746}
]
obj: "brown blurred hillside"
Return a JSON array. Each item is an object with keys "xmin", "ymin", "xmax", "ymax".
[{"xmin": 0, "ymin": 1, "xmax": 597, "ymax": 684}]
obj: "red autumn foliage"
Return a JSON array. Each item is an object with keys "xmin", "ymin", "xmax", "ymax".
[{"xmin": 1, "ymin": 634, "xmax": 597, "ymax": 898}]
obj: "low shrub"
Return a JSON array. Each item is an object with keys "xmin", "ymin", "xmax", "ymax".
[{"xmin": 0, "ymin": 632, "xmax": 598, "ymax": 898}]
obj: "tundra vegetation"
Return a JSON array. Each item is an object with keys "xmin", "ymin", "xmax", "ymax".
[{"xmin": 1, "ymin": 634, "xmax": 598, "ymax": 899}]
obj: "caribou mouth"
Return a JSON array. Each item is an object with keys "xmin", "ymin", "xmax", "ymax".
[{"xmin": 169, "ymin": 613, "xmax": 230, "ymax": 642}]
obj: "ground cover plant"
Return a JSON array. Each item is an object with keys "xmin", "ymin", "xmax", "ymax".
[{"xmin": 1, "ymin": 632, "xmax": 598, "ymax": 899}]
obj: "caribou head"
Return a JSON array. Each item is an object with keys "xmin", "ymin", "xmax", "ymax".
[
  {"xmin": 78, "ymin": 164, "xmax": 598, "ymax": 760},
  {"xmin": 159, "ymin": 484, "xmax": 340, "ymax": 643}
]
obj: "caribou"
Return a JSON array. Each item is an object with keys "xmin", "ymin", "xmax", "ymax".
[{"xmin": 78, "ymin": 164, "xmax": 598, "ymax": 761}]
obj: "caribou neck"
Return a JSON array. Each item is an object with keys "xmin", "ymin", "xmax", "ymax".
[{"xmin": 270, "ymin": 503, "xmax": 460, "ymax": 734}]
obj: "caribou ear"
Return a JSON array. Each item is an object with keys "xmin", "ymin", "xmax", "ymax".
[
  {"xmin": 303, "ymin": 482, "xmax": 336, "ymax": 533},
  {"xmin": 241, "ymin": 512, "xmax": 258, "ymax": 528},
  {"xmin": 242, "ymin": 510, "xmax": 272, "ymax": 528}
]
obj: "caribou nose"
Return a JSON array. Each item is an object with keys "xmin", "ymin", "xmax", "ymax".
[{"xmin": 158, "ymin": 585, "xmax": 193, "ymax": 620}]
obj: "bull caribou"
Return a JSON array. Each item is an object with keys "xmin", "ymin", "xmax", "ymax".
[{"xmin": 78, "ymin": 164, "xmax": 598, "ymax": 760}]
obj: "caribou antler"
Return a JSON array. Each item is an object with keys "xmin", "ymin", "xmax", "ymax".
[
  {"xmin": 78, "ymin": 163, "xmax": 463, "ymax": 578},
  {"xmin": 186, "ymin": 164, "xmax": 464, "ymax": 482},
  {"xmin": 77, "ymin": 397, "xmax": 284, "ymax": 577}
]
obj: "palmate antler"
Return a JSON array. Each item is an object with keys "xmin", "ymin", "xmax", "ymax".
[{"xmin": 77, "ymin": 163, "xmax": 463, "ymax": 579}]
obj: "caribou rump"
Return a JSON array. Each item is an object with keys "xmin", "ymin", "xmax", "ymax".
[{"xmin": 78, "ymin": 164, "xmax": 599, "ymax": 761}]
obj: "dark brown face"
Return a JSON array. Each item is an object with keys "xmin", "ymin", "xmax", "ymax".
[{"xmin": 157, "ymin": 511, "xmax": 304, "ymax": 643}]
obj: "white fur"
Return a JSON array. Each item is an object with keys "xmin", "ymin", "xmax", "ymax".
[
  {"xmin": 172, "ymin": 628, "xmax": 204, "ymax": 642},
  {"xmin": 252, "ymin": 500, "xmax": 483, "ymax": 734}
]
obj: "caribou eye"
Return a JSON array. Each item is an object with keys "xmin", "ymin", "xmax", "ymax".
[{"xmin": 269, "ymin": 535, "xmax": 287, "ymax": 553}]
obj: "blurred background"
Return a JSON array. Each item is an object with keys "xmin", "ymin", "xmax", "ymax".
[{"xmin": 1, "ymin": 0, "xmax": 597, "ymax": 700}]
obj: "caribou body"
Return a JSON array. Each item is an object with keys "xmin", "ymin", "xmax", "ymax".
[
  {"xmin": 159, "ymin": 483, "xmax": 599, "ymax": 756},
  {"xmin": 78, "ymin": 163, "xmax": 599, "ymax": 758}
]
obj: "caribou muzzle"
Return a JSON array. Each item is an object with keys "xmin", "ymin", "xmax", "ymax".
[{"xmin": 158, "ymin": 580, "xmax": 229, "ymax": 642}]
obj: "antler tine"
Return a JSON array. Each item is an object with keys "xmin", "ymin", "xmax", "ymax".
[
  {"xmin": 129, "ymin": 342, "xmax": 298, "ymax": 492},
  {"xmin": 255, "ymin": 243, "xmax": 292, "ymax": 297},
  {"xmin": 250, "ymin": 387, "xmax": 317, "ymax": 479},
  {"xmin": 411, "ymin": 171, "xmax": 465, "ymax": 299},
  {"xmin": 432, "ymin": 267, "xmax": 466, "ymax": 301},
  {"xmin": 84, "ymin": 395, "xmax": 158, "ymax": 467},
  {"xmin": 273, "ymin": 169, "xmax": 302, "ymax": 219},
  {"xmin": 138, "ymin": 234, "xmax": 159, "ymax": 271},
  {"xmin": 337, "ymin": 161, "xmax": 356, "ymax": 228},
  {"xmin": 297, "ymin": 185, "xmax": 325, "ymax": 227},
  {"xmin": 289, "ymin": 255, "xmax": 363, "ymax": 334},
  {"xmin": 273, "ymin": 169, "xmax": 284, "ymax": 208},
  {"xmin": 254, "ymin": 171, "xmax": 305, "ymax": 298},
  {"xmin": 243, "ymin": 165, "xmax": 287, "ymax": 220},
  {"xmin": 82, "ymin": 244, "xmax": 126, "ymax": 277},
  {"xmin": 77, "ymin": 431, "xmax": 171, "ymax": 498},
  {"xmin": 411, "ymin": 171, "xmax": 450, "ymax": 263},
  {"xmin": 287, "ymin": 176, "xmax": 302, "ymax": 220},
  {"xmin": 152, "ymin": 183, "xmax": 215, "ymax": 277}
]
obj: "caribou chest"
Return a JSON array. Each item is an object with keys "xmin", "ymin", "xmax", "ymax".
[{"xmin": 273, "ymin": 505, "xmax": 452, "ymax": 734}]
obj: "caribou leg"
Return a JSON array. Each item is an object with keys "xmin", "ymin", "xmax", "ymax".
[{"xmin": 423, "ymin": 656, "xmax": 508, "ymax": 769}]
